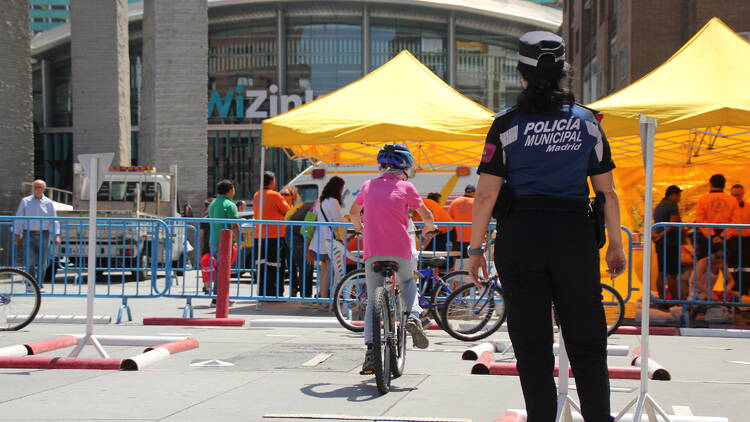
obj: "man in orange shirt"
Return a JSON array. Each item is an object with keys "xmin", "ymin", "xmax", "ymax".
[
  {"xmin": 730, "ymin": 184, "xmax": 750, "ymax": 296},
  {"xmin": 413, "ymin": 192, "xmax": 455, "ymax": 252},
  {"xmin": 450, "ymin": 185, "xmax": 475, "ymax": 258},
  {"xmin": 695, "ymin": 174, "xmax": 742, "ymax": 261},
  {"xmin": 252, "ymin": 171, "xmax": 291, "ymax": 297}
]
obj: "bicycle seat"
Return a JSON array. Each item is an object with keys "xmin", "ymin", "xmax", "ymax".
[
  {"xmin": 372, "ymin": 261, "xmax": 399, "ymax": 276},
  {"xmin": 419, "ymin": 257, "xmax": 446, "ymax": 268}
]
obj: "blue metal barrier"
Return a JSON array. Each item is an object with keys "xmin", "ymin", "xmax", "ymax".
[
  {"xmin": 0, "ymin": 216, "xmax": 173, "ymax": 322},
  {"xmin": 650, "ymin": 222, "xmax": 750, "ymax": 321},
  {"xmin": 0, "ymin": 214, "xmax": 642, "ymax": 322}
]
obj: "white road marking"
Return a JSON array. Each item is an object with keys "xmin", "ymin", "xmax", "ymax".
[
  {"xmin": 264, "ymin": 414, "xmax": 471, "ymax": 422},
  {"xmin": 728, "ymin": 360, "xmax": 750, "ymax": 365},
  {"xmin": 673, "ymin": 406, "xmax": 694, "ymax": 416},
  {"xmin": 302, "ymin": 353, "xmax": 332, "ymax": 367},
  {"xmin": 190, "ymin": 359, "xmax": 234, "ymax": 367},
  {"xmin": 266, "ymin": 334, "xmax": 301, "ymax": 337}
]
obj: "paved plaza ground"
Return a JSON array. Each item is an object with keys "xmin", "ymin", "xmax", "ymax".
[{"xmin": 0, "ymin": 294, "xmax": 748, "ymax": 422}]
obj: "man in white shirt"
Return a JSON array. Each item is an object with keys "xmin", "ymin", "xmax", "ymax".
[{"xmin": 14, "ymin": 180, "xmax": 61, "ymax": 290}]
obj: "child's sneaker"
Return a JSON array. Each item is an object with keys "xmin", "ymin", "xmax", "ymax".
[{"xmin": 405, "ymin": 316, "xmax": 429, "ymax": 349}]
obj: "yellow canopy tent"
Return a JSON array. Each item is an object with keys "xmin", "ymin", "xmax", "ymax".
[
  {"xmin": 262, "ymin": 50, "xmax": 494, "ymax": 168},
  {"xmin": 588, "ymin": 18, "xmax": 750, "ymax": 299},
  {"xmin": 589, "ymin": 17, "xmax": 750, "ymax": 229}
]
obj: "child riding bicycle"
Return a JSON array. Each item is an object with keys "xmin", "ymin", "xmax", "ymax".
[{"xmin": 349, "ymin": 144, "xmax": 438, "ymax": 374}]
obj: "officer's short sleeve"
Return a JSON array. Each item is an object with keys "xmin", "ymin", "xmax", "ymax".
[
  {"xmin": 587, "ymin": 124, "xmax": 616, "ymax": 176},
  {"xmin": 477, "ymin": 118, "xmax": 506, "ymax": 177}
]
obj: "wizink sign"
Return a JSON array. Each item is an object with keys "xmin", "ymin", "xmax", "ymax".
[{"xmin": 207, "ymin": 84, "xmax": 314, "ymax": 121}]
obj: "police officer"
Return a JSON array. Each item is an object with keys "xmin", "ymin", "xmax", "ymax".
[{"xmin": 467, "ymin": 31, "xmax": 626, "ymax": 422}]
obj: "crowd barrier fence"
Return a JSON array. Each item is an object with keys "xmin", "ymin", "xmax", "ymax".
[
  {"xmin": 0, "ymin": 215, "xmax": 648, "ymax": 323},
  {"xmin": 0, "ymin": 216, "xmax": 174, "ymax": 322},
  {"xmin": 650, "ymin": 222, "xmax": 749, "ymax": 321}
]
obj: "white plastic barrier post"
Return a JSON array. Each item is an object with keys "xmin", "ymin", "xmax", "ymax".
[
  {"xmin": 69, "ymin": 153, "xmax": 113, "ymax": 359},
  {"xmin": 555, "ymin": 330, "xmax": 581, "ymax": 422},
  {"xmin": 462, "ymin": 342, "xmax": 496, "ymax": 360},
  {"xmin": 615, "ymin": 115, "xmax": 673, "ymax": 422},
  {"xmin": 0, "ymin": 345, "xmax": 29, "ymax": 357}
]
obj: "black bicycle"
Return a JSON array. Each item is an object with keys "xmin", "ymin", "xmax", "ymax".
[
  {"xmin": 0, "ymin": 267, "xmax": 42, "ymax": 331},
  {"xmin": 333, "ymin": 257, "xmax": 469, "ymax": 333},
  {"xmin": 365, "ymin": 259, "xmax": 407, "ymax": 394}
]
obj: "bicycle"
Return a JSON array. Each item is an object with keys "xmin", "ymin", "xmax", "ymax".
[
  {"xmin": 440, "ymin": 275, "xmax": 625, "ymax": 341},
  {"xmin": 0, "ymin": 267, "xmax": 42, "ymax": 331},
  {"xmin": 365, "ymin": 259, "xmax": 407, "ymax": 394},
  {"xmin": 440, "ymin": 274, "xmax": 508, "ymax": 342},
  {"xmin": 333, "ymin": 256, "xmax": 470, "ymax": 333}
]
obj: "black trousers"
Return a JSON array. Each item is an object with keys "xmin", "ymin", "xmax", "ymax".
[
  {"xmin": 496, "ymin": 210, "xmax": 612, "ymax": 422},
  {"xmin": 254, "ymin": 238, "xmax": 285, "ymax": 297},
  {"xmin": 288, "ymin": 234, "xmax": 314, "ymax": 297}
]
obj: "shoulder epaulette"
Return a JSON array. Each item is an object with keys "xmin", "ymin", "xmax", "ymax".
[
  {"xmin": 493, "ymin": 106, "xmax": 517, "ymax": 119},
  {"xmin": 574, "ymin": 103, "xmax": 602, "ymax": 121}
]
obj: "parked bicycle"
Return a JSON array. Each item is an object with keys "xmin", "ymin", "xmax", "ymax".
[
  {"xmin": 0, "ymin": 267, "xmax": 42, "ymax": 331},
  {"xmin": 440, "ymin": 275, "xmax": 624, "ymax": 341}
]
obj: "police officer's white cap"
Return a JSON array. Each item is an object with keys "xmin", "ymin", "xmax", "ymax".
[{"xmin": 518, "ymin": 31, "xmax": 566, "ymax": 68}]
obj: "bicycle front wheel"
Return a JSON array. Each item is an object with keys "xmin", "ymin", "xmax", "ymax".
[
  {"xmin": 370, "ymin": 287, "xmax": 392, "ymax": 394},
  {"xmin": 440, "ymin": 282, "xmax": 507, "ymax": 342},
  {"xmin": 600, "ymin": 283, "xmax": 625, "ymax": 336},
  {"xmin": 390, "ymin": 293, "xmax": 407, "ymax": 379},
  {"xmin": 333, "ymin": 269, "xmax": 367, "ymax": 332},
  {"xmin": 0, "ymin": 268, "xmax": 41, "ymax": 331}
]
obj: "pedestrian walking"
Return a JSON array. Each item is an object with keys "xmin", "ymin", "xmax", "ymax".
[{"xmin": 14, "ymin": 179, "xmax": 60, "ymax": 290}]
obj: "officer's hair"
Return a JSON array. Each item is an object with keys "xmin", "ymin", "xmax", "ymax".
[
  {"xmin": 427, "ymin": 192, "xmax": 441, "ymax": 202},
  {"xmin": 709, "ymin": 174, "xmax": 726, "ymax": 189},
  {"xmin": 216, "ymin": 180, "xmax": 234, "ymax": 195},
  {"xmin": 516, "ymin": 56, "xmax": 575, "ymax": 114},
  {"xmin": 731, "ymin": 184, "xmax": 744, "ymax": 190}
]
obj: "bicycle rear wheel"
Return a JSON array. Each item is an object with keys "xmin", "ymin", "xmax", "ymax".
[
  {"xmin": 440, "ymin": 282, "xmax": 507, "ymax": 342},
  {"xmin": 333, "ymin": 269, "xmax": 367, "ymax": 332},
  {"xmin": 390, "ymin": 293, "xmax": 407, "ymax": 379},
  {"xmin": 370, "ymin": 287, "xmax": 392, "ymax": 394},
  {"xmin": 600, "ymin": 283, "xmax": 625, "ymax": 336},
  {"xmin": 0, "ymin": 268, "xmax": 41, "ymax": 331},
  {"xmin": 429, "ymin": 270, "xmax": 470, "ymax": 330}
]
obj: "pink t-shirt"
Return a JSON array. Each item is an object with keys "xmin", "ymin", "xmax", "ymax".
[{"xmin": 355, "ymin": 173, "xmax": 424, "ymax": 260}]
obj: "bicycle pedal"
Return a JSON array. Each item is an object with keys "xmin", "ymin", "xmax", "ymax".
[{"xmin": 359, "ymin": 369, "xmax": 374, "ymax": 375}]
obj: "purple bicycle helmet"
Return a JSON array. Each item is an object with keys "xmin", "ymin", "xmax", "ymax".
[{"xmin": 377, "ymin": 144, "xmax": 415, "ymax": 170}]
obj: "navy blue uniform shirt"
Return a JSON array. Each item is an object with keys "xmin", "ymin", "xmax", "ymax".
[{"xmin": 477, "ymin": 103, "xmax": 615, "ymax": 199}]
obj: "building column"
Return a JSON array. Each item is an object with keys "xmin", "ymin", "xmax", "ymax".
[
  {"xmin": 140, "ymin": 0, "xmax": 208, "ymax": 210},
  {"xmin": 70, "ymin": 0, "xmax": 131, "ymax": 166},
  {"xmin": 0, "ymin": 1, "xmax": 34, "ymax": 213},
  {"xmin": 448, "ymin": 13, "xmax": 456, "ymax": 87},
  {"xmin": 277, "ymin": 4, "xmax": 286, "ymax": 95},
  {"xmin": 362, "ymin": 5, "xmax": 370, "ymax": 75}
]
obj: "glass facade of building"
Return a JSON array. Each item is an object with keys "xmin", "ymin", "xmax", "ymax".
[{"xmin": 31, "ymin": 1, "xmax": 555, "ymax": 198}]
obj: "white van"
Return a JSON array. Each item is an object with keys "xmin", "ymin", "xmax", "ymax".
[{"xmin": 286, "ymin": 163, "xmax": 478, "ymax": 211}]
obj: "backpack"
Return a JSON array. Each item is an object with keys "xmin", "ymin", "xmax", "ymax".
[{"xmin": 298, "ymin": 201, "xmax": 318, "ymax": 242}]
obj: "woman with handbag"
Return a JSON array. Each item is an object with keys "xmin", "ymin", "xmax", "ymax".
[{"xmin": 308, "ymin": 176, "xmax": 346, "ymax": 298}]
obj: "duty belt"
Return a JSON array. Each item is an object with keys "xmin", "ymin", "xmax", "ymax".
[{"xmin": 511, "ymin": 195, "xmax": 589, "ymax": 213}]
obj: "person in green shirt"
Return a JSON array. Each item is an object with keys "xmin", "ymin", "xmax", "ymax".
[{"xmin": 207, "ymin": 180, "xmax": 241, "ymax": 302}]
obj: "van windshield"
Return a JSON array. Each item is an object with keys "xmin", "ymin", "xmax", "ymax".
[
  {"xmin": 96, "ymin": 181, "xmax": 165, "ymax": 202},
  {"xmin": 297, "ymin": 184, "xmax": 319, "ymax": 203}
]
